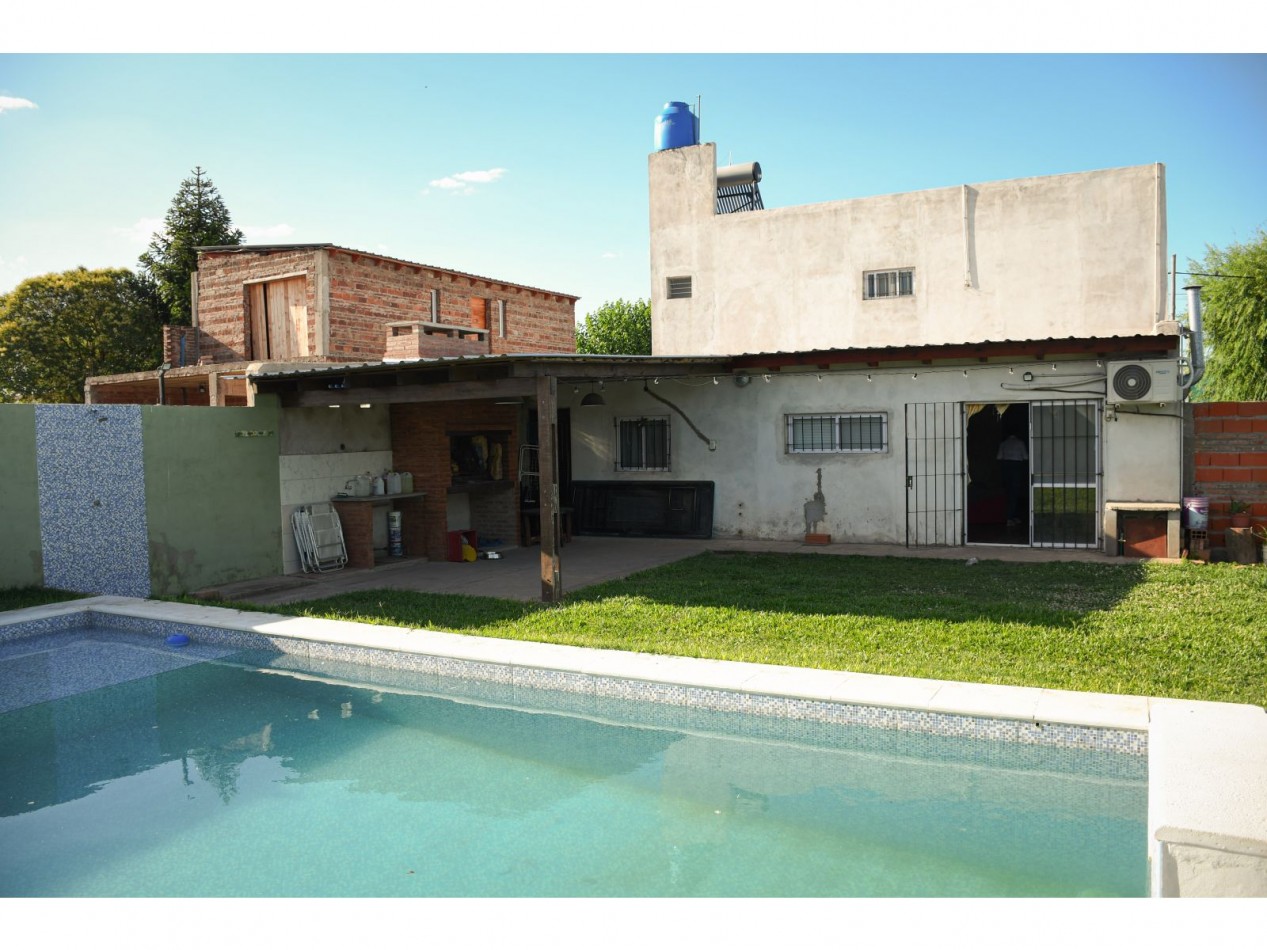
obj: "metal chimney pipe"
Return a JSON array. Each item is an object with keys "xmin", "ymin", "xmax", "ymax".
[{"xmin": 1182, "ymin": 284, "xmax": 1206, "ymax": 394}]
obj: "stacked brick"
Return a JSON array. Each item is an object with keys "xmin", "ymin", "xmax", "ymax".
[
  {"xmin": 163, "ymin": 326, "xmax": 202, "ymax": 367},
  {"xmin": 383, "ymin": 325, "xmax": 486, "ymax": 360},
  {"xmin": 1190, "ymin": 402, "xmax": 1267, "ymax": 544}
]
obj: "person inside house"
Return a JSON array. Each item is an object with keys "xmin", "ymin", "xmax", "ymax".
[{"xmin": 997, "ymin": 432, "xmax": 1029, "ymax": 529}]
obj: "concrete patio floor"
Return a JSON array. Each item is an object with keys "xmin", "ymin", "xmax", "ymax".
[{"xmin": 201, "ymin": 536, "xmax": 1142, "ymax": 607}]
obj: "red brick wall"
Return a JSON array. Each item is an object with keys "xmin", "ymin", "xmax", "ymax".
[
  {"xmin": 1190, "ymin": 402, "xmax": 1267, "ymax": 542},
  {"xmin": 196, "ymin": 248, "xmax": 319, "ymax": 362},
  {"xmin": 389, "ymin": 402, "xmax": 521, "ymax": 560},
  {"xmin": 327, "ymin": 250, "xmax": 577, "ymax": 360},
  {"xmin": 196, "ymin": 246, "xmax": 577, "ymax": 366},
  {"xmin": 90, "ymin": 383, "xmax": 159, "ymax": 405},
  {"xmin": 163, "ymin": 325, "xmax": 202, "ymax": 367},
  {"xmin": 486, "ymin": 294, "xmax": 579, "ymax": 355}
]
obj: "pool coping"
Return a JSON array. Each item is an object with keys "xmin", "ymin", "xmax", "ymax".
[{"xmin": 3, "ymin": 595, "xmax": 1266, "ymax": 897}]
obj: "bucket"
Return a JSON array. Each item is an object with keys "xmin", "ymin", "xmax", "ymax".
[{"xmin": 1183, "ymin": 497, "xmax": 1209, "ymax": 530}]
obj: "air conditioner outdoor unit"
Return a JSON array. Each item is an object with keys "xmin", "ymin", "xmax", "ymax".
[{"xmin": 1106, "ymin": 360, "xmax": 1181, "ymax": 405}]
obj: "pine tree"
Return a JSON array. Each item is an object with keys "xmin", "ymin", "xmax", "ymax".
[{"xmin": 139, "ymin": 166, "xmax": 244, "ymax": 325}]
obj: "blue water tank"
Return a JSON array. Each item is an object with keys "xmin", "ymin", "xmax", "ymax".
[{"xmin": 654, "ymin": 101, "xmax": 699, "ymax": 151}]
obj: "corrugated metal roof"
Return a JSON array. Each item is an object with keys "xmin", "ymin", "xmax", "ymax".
[
  {"xmin": 250, "ymin": 352, "xmax": 729, "ymax": 381},
  {"xmin": 194, "ymin": 242, "xmax": 580, "ymax": 301},
  {"xmin": 249, "ymin": 334, "xmax": 1178, "ymax": 382},
  {"xmin": 726, "ymin": 332, "xmax": 1180, "ymax": 360}
]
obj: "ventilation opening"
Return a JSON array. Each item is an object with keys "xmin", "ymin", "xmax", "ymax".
[{"xmin": 667, "ymin": 276, "xmax": 692, "ymax": 299}]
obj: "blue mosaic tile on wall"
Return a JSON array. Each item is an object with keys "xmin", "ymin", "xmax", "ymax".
[{"xmin": 36, "ymin": 405, "xmax": 151, "ymax": 598}]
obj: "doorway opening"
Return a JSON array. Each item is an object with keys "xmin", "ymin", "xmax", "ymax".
[{"xmin": 966, "ymin": 403, "xmax": 1030, "ymax": 545}]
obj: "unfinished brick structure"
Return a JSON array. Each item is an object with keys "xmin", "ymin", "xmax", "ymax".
[{"xmin": 87, "ymin": 243, "xmax": 578, "ymax": 405}]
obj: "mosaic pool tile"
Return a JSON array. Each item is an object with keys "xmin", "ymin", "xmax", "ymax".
[
  {"xmin": 36, "ymin": 405, "xmax": 150, "ymax": 598},
  {"xmin": 0, "ymin": 609, "xmax": 1148, "ymax": 758},
  {"xmin": 0, "ymin": 638, "xmax": 206, "ymax": 712},
  {"xmin": 0, "ymin": 611, "xmax": 89, "ymax": 643}
]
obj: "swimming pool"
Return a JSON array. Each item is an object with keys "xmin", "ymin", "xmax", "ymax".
[{"xmin": 0, "ymin": 610, "xmax": 1148, "ymax": 897}]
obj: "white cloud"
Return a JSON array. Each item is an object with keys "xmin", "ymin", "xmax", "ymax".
[
  {"xmin": 426, "ymin": 167, "xmax": 508, "ymax": 195},
  {"xmin": 241, "ymin": 223, "xmax": 296, "ymax": 242},
  {"xmin": 0, "ymin": 96, "xmax": 37, "ymax": 115},
  {"xmin": 0, "ymin": 254, "xmax": 31, "ymax": 289},
  {"xmin": 114, "ymin": 217, "xmax": 165, "ymax": 245},
  {"xmin": 601, "ymin": 252, "xmax": 619, "ymax": 259}
]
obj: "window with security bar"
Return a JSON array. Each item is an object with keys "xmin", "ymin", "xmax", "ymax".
[
  {"xmin": 617, "ymin": 416, "xmax": 671, "ymax": 471},
  {"xmin": 863, "ymin": 268, "xmax": 914, "ymax": 300},
  {"xmin": 786, "ymin": 413, "xmax": 888, "ymax": 453}
]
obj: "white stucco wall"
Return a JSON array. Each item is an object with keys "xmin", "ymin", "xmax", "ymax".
[
  {"xmin": 566, "ymin": 361, "xmax": 1181, "ymax": 548},
  {"xmin": 649, "ymin": 144, "xmax": 1168, "ymax": 356}
]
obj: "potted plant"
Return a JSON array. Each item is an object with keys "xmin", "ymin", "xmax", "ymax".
[{"xmin": 1229, "ymin": 500, "xmax": 1252, "ymax": 529}]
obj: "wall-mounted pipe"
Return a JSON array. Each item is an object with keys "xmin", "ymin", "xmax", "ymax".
[
  {"xmin": 642, "ymin": 382, "xmax": 717, "ymax": 451},
  {"xmin": 157, "ymin": 361, "xmax": 171, "ymax": 406},
  {"xmin": 1182, "ymin": 285, "xmax": 1206, "ymax": 394}
]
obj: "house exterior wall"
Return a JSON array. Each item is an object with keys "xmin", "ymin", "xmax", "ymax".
[
  {"xmin": 649, "ymin": 144, "xmax": 1168, "ymax": 356},
  {"xmin": 197, "ymin": 247, "xmax": 321, "ymax": 362},
  {"xmin": 566, "ymin": 363, "xmax": 1182, "ymax": 547},
  {"xmin": 194, "ymin": 246, "xmax": 578, "ymax": 367}
]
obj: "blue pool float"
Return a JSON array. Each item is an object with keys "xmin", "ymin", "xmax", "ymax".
[{"xmin": 165, "ymin": 633, "xmax": 190, "ymax": 647}]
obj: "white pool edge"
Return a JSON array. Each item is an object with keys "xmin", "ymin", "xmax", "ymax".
[{"xmin": 5, "ymin": 595, "xmax": 1266, "ymax": 898}]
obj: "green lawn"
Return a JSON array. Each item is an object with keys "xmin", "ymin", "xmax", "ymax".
[
  {"xmin": 6, "ymin": 553, "xmax": 1266, "ymax": 707},
  {"xmin": 255, "ymin": 552, "xmax": 1267, "ymax": 708}
]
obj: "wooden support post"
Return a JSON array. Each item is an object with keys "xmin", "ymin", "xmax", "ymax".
[{"xmin": 536, "ymin": 375, "xmax": 562, "ymax": 602}]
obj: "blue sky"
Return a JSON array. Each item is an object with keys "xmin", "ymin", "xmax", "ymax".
[{"xmin": 2, "ymin": 28, "xmax": 1265, "ymax": 322}]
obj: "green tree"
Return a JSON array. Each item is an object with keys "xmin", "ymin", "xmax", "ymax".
[
  {"xmin": 0, "ymin": 268, "xmax": 167, "ymax": 403},
  {"xmin": 1189, "ymin": 227, "xmax": 1267, "ymax": 401},
  {"xmin": 139, "ymin": 166, "xmax": 243, "ymax": 325},
  {"xmin": 574, "ymin": 298, "xmax": 652, "ymax": 355}
]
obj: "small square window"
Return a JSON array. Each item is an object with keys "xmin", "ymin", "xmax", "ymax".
[
  {"xmin": 863, "ymin": 268, "xmax": 914, "ymax": 300},
  {"xmin": 617, "ymin": 416, "xmax": 671, "ymax": 471},
  {"xmin": 786, "ymin": 413, "xmax": 887, "ymax": 453},
  {"xmin": 667, "ymin": 276, "xmax": 693, "ymax": 299}
]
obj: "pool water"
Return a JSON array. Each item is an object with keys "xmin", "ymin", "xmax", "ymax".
[{"xmin": 0, "ymin": 634, "xmax": 1148, "ymax": 897}]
